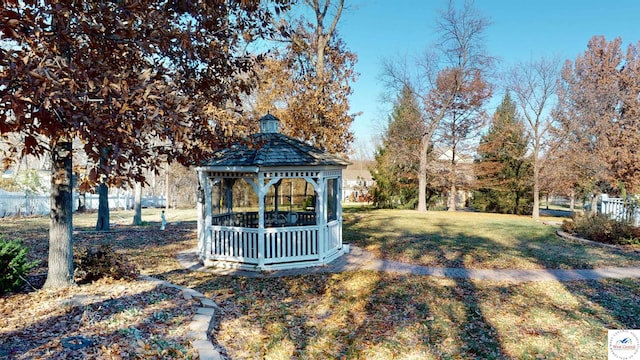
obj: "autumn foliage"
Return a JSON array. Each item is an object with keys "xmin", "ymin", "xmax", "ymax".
[
  {"xmin": 1, "ymin": 0, "xmax": 289, "ymax": 185},
  {"xmin": 556, "ymin": 36, "xmax": 640, "ymax": 195},
  {"xmin": 1, "ymin": 0, "xmax": 289, "ymax": 288},
  {"xmin": 249, "ymin": 0, "xmax": 357, "ymax": 154}
]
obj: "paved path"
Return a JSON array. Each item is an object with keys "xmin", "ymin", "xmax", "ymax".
[{"xmin": 177, "ymin": 246, "xmax": 640, "ymax": 283}]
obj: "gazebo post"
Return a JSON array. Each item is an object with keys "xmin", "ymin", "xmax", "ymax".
[
  {"xmin": 337, "ymin": 175, "xmax": 344, "ymax": 247},
  {"xmin": 196, "ymin": 172, "xmax": 206, "ymax": 259},
  {"xmin": 316, "ymin": 176, "xmax": 327, "ymax": 260},
  {"xmin": 256, "ymin": 173, "xmax": 266, "ymax": 270},
  {"xmin": 202, "ymin": 174, "xmax": 213, "ymax": 260}
]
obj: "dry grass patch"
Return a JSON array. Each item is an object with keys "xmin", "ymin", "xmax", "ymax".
[
  {"xmin": 0, "ymin": 277, "xmax": 198, "ymax": 359},
  {"xmin": 173, "ymin": 271, "xmax": 640, "ymax": 360},
  {"xmin": 1, "ymin": 209, "xmax": 200, "ymax": 359}
]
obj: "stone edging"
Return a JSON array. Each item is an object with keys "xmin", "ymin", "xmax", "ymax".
[
  {"xmin": 139, "ymin": 275, "xmax": 224, "ymax": 360},
  {"xmin": 556, "ymin": 230, "xmax": 628, "ymax": 251}
]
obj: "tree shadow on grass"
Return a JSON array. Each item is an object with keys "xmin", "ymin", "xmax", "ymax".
[
  {"xmin": 563, "ymin": 279, "xmax": 640, "ymax": 329},
  {"xmin": 343, "ymin": 208, "xmax": 640, "ymax": 270},
  {"xmin": 180, "ymin": 263, "xmax": 511, "ymax": 359},
  {"xmin": 138, "ymin": 208, "xmax": 640, "ymax": 358},
  {"xmin": 0, "ymin": 282, "xmax": 197, "ymax": 359}
]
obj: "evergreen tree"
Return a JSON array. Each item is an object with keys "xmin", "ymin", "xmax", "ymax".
[
  {"xmin": 371, "ymin": 85, "xmax": 426, "ymax": 208},
  {"xmin": 473, "ymin": 93, "xmax": 532, "ymax": 214}
]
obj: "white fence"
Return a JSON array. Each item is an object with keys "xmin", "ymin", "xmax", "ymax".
[
  {"xmin": 599, "ymin": 195, "xmax": 640, "ymax": 226},
  {"xmin": 0, "ymin": 191, "xmax": 166, "ymax": 218}
]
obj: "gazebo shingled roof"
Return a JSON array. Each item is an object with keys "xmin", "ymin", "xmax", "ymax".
[{"xmin": 201, "ymin": 132, "xmax": 351, "ymax": 168}]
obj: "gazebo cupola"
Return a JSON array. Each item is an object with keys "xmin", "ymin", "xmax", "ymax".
[
  {"xmin": 195, "ymin": 114, "xmax": 351, "ymax": 271},
  {"xmin": 259, "ymin": 112, "xmax": 280, "ymax": 133}
]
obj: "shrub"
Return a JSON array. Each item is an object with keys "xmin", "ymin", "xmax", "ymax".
[
  {"xmin": 74, "ymin": 245, "xmax": 139, "ymax": 284},
  {"xmin": 571, "ymin": 214, "xmax": 640, "ymax": 246},
  {"xmin": 560, "ymin": 219, "xmax": 576, "ymax": 233},
  {"xmin": 0, "ymin": 237, "xmax": 37, "ymax": 294}
]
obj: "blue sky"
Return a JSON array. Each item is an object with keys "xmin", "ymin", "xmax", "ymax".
[{"xmin": 338, "ymin": 0, "xmax": 640, "ymax": 157}]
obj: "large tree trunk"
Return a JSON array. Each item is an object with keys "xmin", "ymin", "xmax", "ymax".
[
  {"xmin": 77, "ymin": 191, "xmax": 86, "ymax": 212},
  {"xmin": 448, "ymin": 183, "xmax": 457, "ymax": 211},
  {"xmin": 43, "ymin": 140, "xmax": 74, "ymax": 289},
  {"xmin": 447, "ymin": 160, "xmax": 457, "ymax": 212},
  {"xmin": 95, "ymin": 182, "xmax": 110, "ymax": 230},
  {"xmin": 546, "ymin": 193, "xmax": 550, "ymax": 210},
  {"xmin": 570, "ymin": 189, "xmax": 576, "ymax": 212},
  {"xmin": 589, "ymin": 192, "xmax": 599, "ymax": 217},
  {"xmin": 133, "ymin": 182, "xmax": 142, "ymax": 225},
  {"xmin": 417, "ymin": 135, "xmax": 430, "ymax": 212},
  {"xmin": 532, "ymin": 158, "xmax": 540, "ymax": 221}
]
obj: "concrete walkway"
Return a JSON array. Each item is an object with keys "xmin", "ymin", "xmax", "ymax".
[{"xmin": 177, "ymin": 246, "xmax": 640, "ymax": 283}]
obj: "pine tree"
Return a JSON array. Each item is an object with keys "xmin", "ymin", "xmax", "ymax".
[
  {"xmin": 371, "ymin": 85, "xmax": 426, "ymax": 208},
  {"xmin": 473, "ymin": 93, "xmax": 532, "ymax": 214}
]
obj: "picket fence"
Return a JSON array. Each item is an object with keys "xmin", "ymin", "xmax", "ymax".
[
  {"xmin": 0, "ymin": 192, "xmax": 166, "ymax": 217},
  {"xmin": 599, "ymin": 195, "xmax": 640, "ymax": 227}
]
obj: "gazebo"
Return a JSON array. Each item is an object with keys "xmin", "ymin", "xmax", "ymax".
[{"xmin": 195, "ymin": 114, "xmax": 351, "ymax": 271}]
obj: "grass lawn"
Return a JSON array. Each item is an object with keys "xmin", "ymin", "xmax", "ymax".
[
  {"xmin": 343, "ymin": 207, "xmax": 640, "ymax": 270},
  {"xmin": 1, "ymin": 207, "xmax": 640, "ymax": 359}
]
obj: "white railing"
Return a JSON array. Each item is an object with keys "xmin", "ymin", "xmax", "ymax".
[
  {"xmin": 207, "ymin": 223, "xmax": 346, "ymax": 268},
  {"xmin": 0, "ymin": 193, "xmax": 49, "ymax": 217},
  {"xmin": 209, "ymin": 226, "xmax": 260, "ymax": 264},
  {"xmin": 599, "ymin": 196, "xmax": 640, "ymax": 226},
  {"xmin": 264, "ymin": 226, "xmax": 319, "ymax": 263}
]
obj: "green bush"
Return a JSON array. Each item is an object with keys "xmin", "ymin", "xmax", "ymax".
[
  {"xmin": 0, "ymin": 237, "xmax": 37, "ymax": 294},
  {"xmin": 571, "ymin": 214, "xmax": 640, "ymax": 246},
  {"xmin": 74, "ymin": 245, "xmax": 139, "ymax": 284},
  {"xmin": 471, "ymin": 189, "xmax": 533, "ymax": 215}
]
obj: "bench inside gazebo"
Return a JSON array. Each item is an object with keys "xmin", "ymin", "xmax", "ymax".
[{"xmin": 195, "ymin": 114, "xmax": 350, "ymax": 271}]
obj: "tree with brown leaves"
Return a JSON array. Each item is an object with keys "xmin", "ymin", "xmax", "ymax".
[
  {"xmin": 555, "ymin": 36, "xmax": 640, "ymax": 211},
  {"xmin": 433, "ymin": 67, "xmax": 491, "ymax": 211},
  {"xmin": 1, "ymin": 0, "xmax": 288, "ymax": 288},
  {"xmin": 249, "ymin": 0, "xmax": 357, "ymax": 154}
]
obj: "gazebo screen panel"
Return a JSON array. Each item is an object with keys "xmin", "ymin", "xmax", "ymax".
[
  {"xmin": 327, "ymin": 178, "xmax": 339, "ymax": 222},
  {"xmin": 210, "ymin": 176, "xmax": 318, "ymax": 228}
]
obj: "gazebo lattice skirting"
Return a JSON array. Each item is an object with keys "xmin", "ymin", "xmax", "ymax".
[{"xmin": 195, "ymin": 114, "xmax": 350, "ymax": 271}]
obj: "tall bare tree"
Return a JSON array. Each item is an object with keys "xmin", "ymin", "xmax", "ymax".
[
  {"xmin": 506, "ymin": 57, "xmax": 561, "ymax": 220},
  {"xmin": 381, "ymin": 0, "xmax": 493, "ymax": 212}
]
